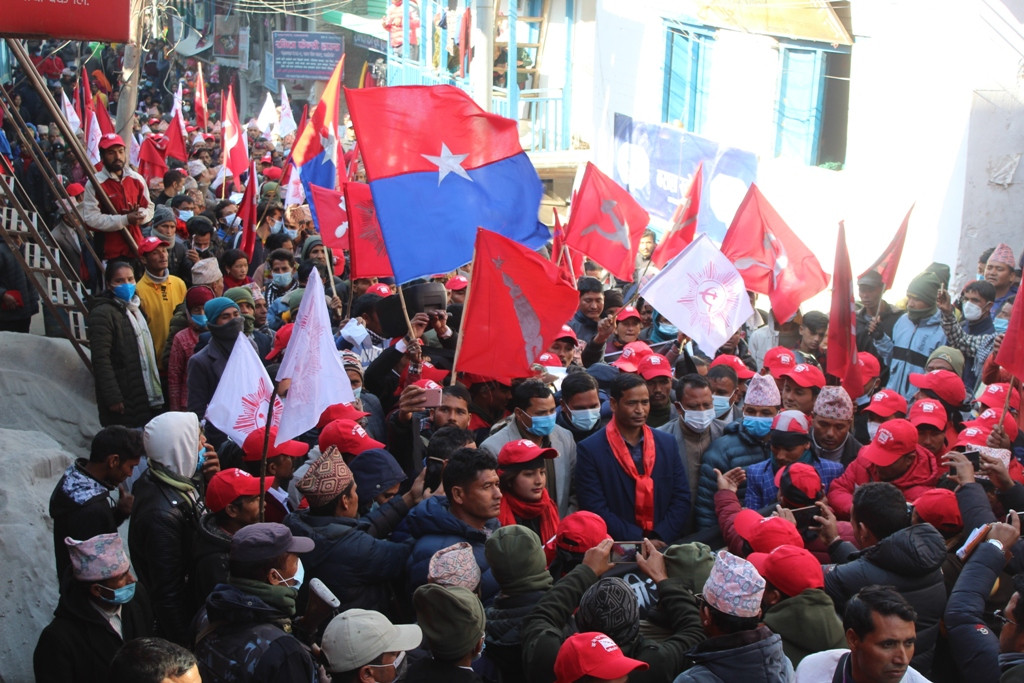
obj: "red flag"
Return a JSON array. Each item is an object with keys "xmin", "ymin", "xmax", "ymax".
[
  {"xmin": 651, "ymin": 162, "xmax": 702, "ymax": 269},
  {"xmin": 827, "ymin": 222, "xmax": 862, "ymax": 392},
  {"xmin": 720, "ymin": 184, "xmax": 830, "ymax": 323},
  {"xmin": 859, "ymin": 204, "xmax": 913, "ymax": 291},
  {"xmin": 344, "ymin": 182, "xmax": 394, "ymax": 279},
  {"xmin": 83, "ymin": 76, "xmax": 114, "ymax": 136},
  {"xmin": 165, "ymin": 110, "xmax": 188, "ymax": 162},
  {"xmin": 457, "ymin": 228, "xmax": 580, "ymax": 379},
  {"xmin": 221, "ymin": 86, "xmax": 249, "ymax": 185},
  {"xmin": 137, "ymin": 135, "xmax": 168, "ymax": 181},
  {"xmin": 551, "ymin": 207, "xmax": 581, "ymax": 285},
  {"xmin": 237, "ymin": 162, "xmax": 260, "ymax": 262},
  {"xmin": 996, "ymin": 287, "xmax": 1024, "ymax": 383},
  {"xmin": 194, "ymin": 62, "xmax": 208, "ymax": 131},
  {"xmin": 309, "ymin": 184, "xmax": 349, "ymax": 254},
  {"xmin": 564, "ymin": 162, "xmax": 649, "ymax": 281}
]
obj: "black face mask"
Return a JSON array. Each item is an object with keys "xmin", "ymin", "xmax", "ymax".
[{"xmin": 209, "ymin": 317, "xmax": 244, "ymax": 341}]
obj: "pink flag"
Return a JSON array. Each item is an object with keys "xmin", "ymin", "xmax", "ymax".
[{"xmin": 205, "ymin": 332, "xmax": 284, "ymax": 446}]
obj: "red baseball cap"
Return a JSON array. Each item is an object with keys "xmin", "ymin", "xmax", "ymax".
[
  {"xmin": 98, "ymin": 133, "xmax": 125, "ymax": 150},
  {"xmin": 733, "ymin": 509, "xmax": 804, "ymax": 553},
  {"xmin": 366, "ymin": 283, "xmax": 392, "ymax": 297},
  {"xmin": 416, "ymin": 362, "xmax": 450, "ymax": 385},
  {"xmin": 857, "ymin": 352, "xmax": 881, "ymax": 381},
  {"xmin": 911, "ymin": 488, "xmax": 962, "ymax": 533},
  {"xmin": 979, "ymin": 383, "xmax": 1021, "ymax": 413},
  {"xmin": 909, "ymin": 369, "xmax": 966, "ymax": 407},
  {"xmin": 773, "ymin": 462, "xmax": 822, "ymax": 502},
  {"xmin": 747, "ymin": 545, "xmax": 824, "ymax": 597},
  {"xmin": 261, "ymin": 153, "xmax": 273, "ymax": 163},
  {"xmin": 535, "ymin": 352, "xmax": 562, "ymax": 367},
  {"xmin": 860, "ymin": 419, "xmax": 918, "ymax": 467},
  {"xmin": 610, "ymin": 341, "xmax": 653, "ymax": 373},
  {"xmin": 549, "ymin": 511, "xmax": 610, "ymax": 553},
  {"xmin": 262, "ymin": 166, "xmax": 283, "ymax": 182},
  {"xmin": 615, "ymin": 305, "xmax": 641, "ymax": 322},
  {"xmin": 710, "ymin": 354, "xmax": 755, "ymax": 379},
  {"xmin": 955, "ymin": 425, "xmax": 990, "ymax": 449},
  {"xmin": 780, "ymin": 363, "xmax": 826, "ymax": 389},
  {"xmin": 317, "ymin": 402, "xmax": 370, "ymax": 430},
  {"xmin": 966, "ymin": 408, "xmax": 1020, "ymax": 442},
  {"xmin": 763, "ymin": 347, "xmax": 797, "ymax": 378},
  {"xmin": 637, "ymin": 353, "xmax": 673, "ymax": 380},
  {"xmin": 498, "ymin": 439, "xmax": 557, "ymax": 469},
  {"xmin": 445, "ymin": 275, "xmax": 469, "ymax": 291},
  {"xmin": 65, "ymin": 182, "xmax": 85, "ymax": 197},
  {"xmin": 771, "ymin": 410, "xmax": 810, "ymax": 433},
  {"xmin": 864, "ymin": 389, "xmax": 908, "ymax": 418},
  {"xmin": 137, "ymin": 236, "xmax": 166, "ymax": 255},
  {"xmin": 205, "ymin": 467, "xmax": 263, "ymax": 513},
  {"xmin": 265, "ymin": 323, "xmax": 293, "ymax": 361},
  {"xmin": 555, "ymin": 324, "xmax": 578, "ymax": 344},
  {"xmin": 554, "ymin": 632, "xmax": 649, "ymax": 683},
  {"xmin": 908, "ymin": 399, "xmax": 947, "ymax": 430},
  {"xmin": 318, "ymin": 418, "xmax": 385, "ymax": 455},
  {"xmin": 413, "ymin": 379, "xmax": 442, "ymax": 391},
  {"xmin": 242, "ymin": 426, "xmax": 309, "ymax": 461}
]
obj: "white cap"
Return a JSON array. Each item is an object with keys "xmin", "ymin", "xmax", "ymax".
[{"xmin": 321, "ymin": 609, "xmax": 422, "ymax": 673}]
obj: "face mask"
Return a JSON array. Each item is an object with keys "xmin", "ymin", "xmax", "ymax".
[
  {"xmin": 112, "ymin": 282, "xmax": 136, "ymax": 302},
  {"xmin": 177, "ymin": 210, "xmax": 194, "ymax": 222},
  {"xmin": 352, "ymin": 386, "xmax": 362, "ymax": 399},
  {"xmin": 963, "ymin": 301, "xmax": 984, "ymax": 322},
  {"xmin": 96, "ymin": 581, "xmax": 136, "ymax": 605},
  {"xmin": 856, "ymin": 394, "xmax": 872, "ymax": 407},
  {"xmin": 191, "ymin": 313, "xmax": 208, "ymax": 328},
  {"xmin": 742, "ymin": 416, "xmax": 773, "ymax": 438},
  {"xmin": 976, "ymin": 273, "xmax": 985, "ymax": 280},
  {"xmin": 369, "ymin": 500, "xmax": 380, "ymax": 513},
  {"xmin": 209, "ymin": 317, "xmax": 244, "ymax": 341},
  {"xmin": 242, "ymin": 313, "xmax": 255, "ymax": 336},
  {"xmin": 569, "ymin": 407, "xmax": 601, "ymax": 432},
  {"xmin": 867, "ymin": 421, "xmax": 881, "ymax": 440},
  {"xmin": 275, "ymin": 559, "xmax": 304, "ymax": 589},
  {"xmin": 995, "ymin": 318, "xmax": 1010, "ymax": 333},
  {"xmin": 656, "ymin": 322, "xmax": 678, "ymax": 337},
  {"xmin": 713, "ymin": 395, "xmax": 732, "ymax": 418},
  {"xmin": 272, "ymin": 272, "xmax": 293, "ymax": 288},
  {"xmin": 271, "ymin": 219, "xmax": 284, "ymax": 234},
  {"xmin": 284, "ymin": 228, "xmax": 298, "ymax": 240},
  {"xmin": 684, "ymin": 408, "xmax": 717, "ymax": 432},
  {"xmin": 525, "ymin": 412, "xmax": 557, "ymax": 437},
  {"xmin": 196, "ymin": 446, "xmax": 206, "ymax": 473}
]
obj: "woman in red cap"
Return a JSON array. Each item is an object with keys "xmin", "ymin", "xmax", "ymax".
[{"xmin": 496, "ymin": 440, "xmax": 560, "ymax": 543}]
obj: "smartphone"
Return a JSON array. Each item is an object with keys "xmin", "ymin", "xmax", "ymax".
[
  {"xmin": 610, "ymin": 541, "xmax": 643, "ymax": 563},
  {"xmin": 424, "ymin": 456, "xmax": 446, "ymax": 493},
  {"xmin": 790, "ymin": 505, "xmax": 819, "ymax": 530},
  {"xmin": 964, "ymin": 450, "xmax": 982, "ymax": 471},
  {"xmin": 422, "ymin": 386, "xmax": 443, "ymax": 408}
]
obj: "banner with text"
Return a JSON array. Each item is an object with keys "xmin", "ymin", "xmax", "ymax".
[
  {"xmin": 8, "ymin": 0, "xmax": 130, "ymax": 42},
  {"xmin": 272, "ymin": 31, "xmax": 345, "ymax": 80}
]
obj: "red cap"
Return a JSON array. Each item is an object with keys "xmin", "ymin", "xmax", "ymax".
[
  {"xmin": 747, "ymin": 545, "xmax": 824, "ymax": 597},
  {"xmin": 615, "ymin": 305, "xmax": 641, "ymax": 322},
  {"xmin": 203, "ymin": 133, "xmax": 215, "ymax": 142},
  {"xmin": 186, "ymin": 125, "xmax": 196, "ymax": 133},
  {"xmin": 318, "ymin": 418, "xmax": 385, "ymax": 454},
  {"xmin": 317, "ymin": 402, "xmax": 370, "ymax": 430},
  {"xmin": 637, "ymin": 353, "xmax": 673, "ymax": 380},
  {"xmin": 261, "ymin": 153, "xmax": 273, "ymax": 163},
  {"xmin": 555, "ymin": 324, "xmax": 578, "ymax": 344},
  {"xmin": 864, "ymin": 389, "xmax": 908, "ymax": 418},
  {"xmin": 955, "ymin": 425, "xmax": 990, "ymax": 449},
  {"xmin": 857, "ymin": 352, "xmax": 881, "ymax": 380},
  {"xmin": 498, "ymin": 439, "xmax": 557, "ymax": 469},
  {"xmin": 98, "ymin": 133, "xmax": 125, "ymax": 150},
  {"xmin": 780, "ymin": 363, "xmax": 826, "ymax": 389},
  {"xmin": 65, "ymin": 182, "xmax": 85, "ymax": 197},
  {"xmin": 535, "ymin": 352, "xmax": 562, "ymax": 367},
  {"xmin": 912, "ymin": 488, "xmax": 962, "ymax": 533},
  {"xmin": 710, "ymin": 354, "xmax": 755, "ymax": 379},
  {"xmin": 205, "ymin": 467, "xmax": 263, "ymax": 513},
  {"xmin": 733, "ymin": 509, "xmax": 804, "ymax": 552},
  {"xmin": 137, "ymin": 236, "xmax": 166, "ymax": 255},
  {"xmin": 265, "ymin": 323, "xmax": 293, "ymax": 361},
  {"xmin": 262, "ymin": 166, "xmax": 283, "ymax": 182},
  {"xmin": 860, "ymin": 419, "xmax": 918, "ymax": 467},
  {"xmin": 366, "ymin": 283, "xmax": 392, "ymax": 297},
  {"xmin": 549, "ymin": 511, "xmax": 610, "ymax": 553},
  {"xmin": 554, "ymin": 632, "xmax": 649, "ymax": 683},
  {"xmin": 147, "ymin": 117, "xmax": 160, "ymax": 126},
  {"xmin": 418, "ymin": 361, "xmax": 450, "ymax": 385},
  {"xmin": 771, "ymin": 410, "xmax": 810, "ymax": 433},
  {"xmin": 763, "ymin": 347, "xmax": 797, "ymax": 378},
  {"xmin": 610, "ymin": 341, "xmax": 653, "ymax": 373},
  {"xmin": 773, "ymin": 462, "xmax": 822, "ymax": 502},
  {"xmin": 908, "ymin": 399, "xmax": 947, "ymax": 430},
  {"xmin": 412, "ymin": 378, "xmax": 443, "ymax": 391},
  {"xmin": 445, "ymin": 275, "xmax": 469, "ymax": 291},
  {"xmin": 979, "ymin": 383, "xmax": 1021, "ymax": 413},
  {"xmin": 909, "ymin": 369, "xmax": 966, "ymax": 407},
  {"xmin": 966, "ymin": 408, "xmax": 1020, "ymax": 442},
  {"xmin": 241, "ymin": 426, "xmax": 309, "ymax": 461}
]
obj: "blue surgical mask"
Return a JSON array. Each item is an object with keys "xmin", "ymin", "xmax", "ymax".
[
  {"xmin": 196, "ymin": 446, "xmax": 206, "ymax": 473},
  {"xmin": 284, "ymin": 228, "xmax": 298, "ymax": 240},
  {"xmin": 526, "ymin": 413, "xmax": 557, "ymax": 436},
  {"xmin": 191, "ymin": 314, "xmax": 208, "ymax": 328},
  {"xmin": 112, "ymin": 282, "xmax": 136, "ymax": 302},
  {"xmin": 272, "ymin": 272, "xmax": 293, "ymax": 288},
  {"xmin": 995, "ymin": 317, "xmax": 1010, "ymax": 333},
  {"xmin": 97, "ymin": 581, "xmax": 136, "ymax": 605},
  {"xmin": 742, "ymin": 416, "xmax": 773, "ymax": 438},
  {"xmin": 353, "ymin": 386, "xmax": 362, "ymax": 399},
  {"xmin": 177, "ymin": 210, "xmax": 194, "ymax": 222},
  {"xmin": 569, "ymin": 407, "xmax": 601, "ymax": 432},
  {"xmin": 271, "ymin": 219, "xmax": 284, "ymax": 234},
  {"xmin": 712, "ymin": 395, "xmax": 732, "ymax": 418},
  {"xmin": 657, "ymin": 322, "xmax": 679, "ymax": 337}
]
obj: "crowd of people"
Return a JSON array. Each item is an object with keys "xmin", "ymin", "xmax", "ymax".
[{"xmin": 4, "ymin": 37, "xmax": 1024, "ymax": 683}]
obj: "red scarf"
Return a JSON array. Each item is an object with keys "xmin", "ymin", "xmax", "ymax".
[
  {"xmin": 606, "ymin": 419, "xmax": 657, "ymax": 532},
  {"xmin": 499, "ymin": 489, "xmax": 560, "ymax": 544}
]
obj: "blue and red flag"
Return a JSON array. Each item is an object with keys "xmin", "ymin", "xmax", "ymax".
[
  {"xmin": 292, "ymin": 56, "xmax": 344, "ymax": 228},
  {"xmin": 345, "ymin": 85, "xmax": 548, "ymax": 283}
]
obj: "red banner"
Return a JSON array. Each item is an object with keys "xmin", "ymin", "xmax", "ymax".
[{"xmin": 8, "ymin": 0, "xmax": 130, "ymax": 43}]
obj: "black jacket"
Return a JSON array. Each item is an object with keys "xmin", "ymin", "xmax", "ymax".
[
  {"xmin": 86, "ymin": 293, "xmax": 158, "ymax": 427},
  {"xmin": 405, "ymin": 657, "xmax": 484, "ymax": 682},
  {"xmin": 49, "ymin": 459, "xmax": 126, "ymax": 582},
  {"xmin": 484, "ymin": 590, "xmax": 547, "ymax": 683},
  {"xmin": 190, "ymin": 512, "xmax": 232, "ymax": 611}
]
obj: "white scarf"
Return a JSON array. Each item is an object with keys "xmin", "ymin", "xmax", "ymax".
[{"xmin": 123, "ymin": 296, "xmax": 164, "ymax": 407}]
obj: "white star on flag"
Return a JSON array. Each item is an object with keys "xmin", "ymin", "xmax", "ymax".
[{"xmin": 421, "ymin": 143, "xmax": 473, "ymax": 185}]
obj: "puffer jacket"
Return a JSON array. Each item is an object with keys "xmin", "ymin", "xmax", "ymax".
[
  {"xmin": 484, "ymin": 590, "xmax": 546, "ymax": 683},
  {"xmin": 672, "ymin": 625, "xmax": 794, "ymax": 683},
  {"xmin": 283, "ymin": 496, "xmax": 414, "ymax": 617},
  {"xmin": 827, "ymin": 446, "xmax": 940, "ymax": 520},
  {"xmin": 762, "ymin": 589, "xmax": 846, "ymax": 668},
  {"xmin": 49, "ymin": 458, "xmax": 126, "ymax": 582},
  {"xmin": 86, "ymin": 292, "xmax": 158, "ymax": 427},
  {"xmin": 695, "ymin": 422, "xmax": 770, "ymax": 530},
  {"xmin": 884, "ymin": 310, "xmax": 947, "ymax": 400},
  {"xmin": 189, "ymin": 512, "xmax": 232, "ymax": 611},
  {"xmin": 824, "ymin": 523, "xmax": 947, "ymax": 675},
  {"xmin": 128, "ymin": 412, "xmax": 204, "ymax": 645}
]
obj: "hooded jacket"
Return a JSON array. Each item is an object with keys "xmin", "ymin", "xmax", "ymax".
[
  {"xmin": 884, "ymin": 310, "xmax": 947, "ymax": 401},
  {"xmin": 128, "ymin": 412, "xmax": 203, "ymax": 644},
  {"xmin": 824, "ymin": 523, "xmax": 948, "ymax": 675},
  {"xmin": 826, "ymin": 447, "xmax": 940, "ymax": 520},
  {"xmin": 49, "ymin": 459, "xmax": 126, "ymax": 582},
  {"xmin": 762, "ymin": 589, "xmax": 847, "ymax": 668},
  {"xmin": 695, "ymin": 421, "xmax": 771, "ymax": 530},
  {"xmin": 671, "ymin": 626, "xmax": 794, "ymax": 683}
]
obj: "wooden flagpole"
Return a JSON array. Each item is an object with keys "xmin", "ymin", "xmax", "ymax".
[{"xmin": 257, "ymin": 388, "xmax": 279, "ymax": 522}]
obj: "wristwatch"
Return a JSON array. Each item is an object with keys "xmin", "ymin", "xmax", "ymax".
[{"xmin": 987, "ymin": 538, "xmax": 1005, "ymax": 553}]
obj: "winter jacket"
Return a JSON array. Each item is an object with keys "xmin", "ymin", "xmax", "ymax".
[
  {"xmin": 884, "ymin": 310, "xmax": 947, "ymax": 400},
  {"xmin": 86, "ymin": 292, "xmax": 158, "ymax": 428},
  {"xmin": 743, "ymin": 455, "xmax": 844, "ymax": 511},
  {"xmin": 401, "ymin": 496, "xmax": 501, "ymax": 603},
  {"xmin": 855, "ymin": 301, "xmax": 900, "ymax": 384},
  {"xmin": 695, "ymin": 422, "xmax": 771, "ymax": 530},
  {"xmin": 657, "ymin": 416, "xmax": 726, "ymax": 509},
  {"xmin": 796, "ymin": 649, "xmax": 929, "ymax": 682},
  {"xmin": 283, "ymin": 497, "xmax": 414, "ymax": 617},
  {"xmin": 824, "ymin": 524, "xmax": 947, "ymax": 674},
  {"xmin": 481, "ymin": 420, "xmax": 577, "ymax": 517},
  {"xmin": 136, "ymin": 271, "xmax": 187, "ymax": 360},
  {"xmin": 189, "ymin": 512, "xmax": 232, "ymax": 611},
  {"xmin": 49, "ymin": 458, "xmax": 127, "ymax": 582},
  {"xmin": 484, "ymin": 590, "xmax": 546, "ymax": 683},
  {"xmin": 192, "ymin": 583, "xmax": 317, "ymax": 683},
  {"xmin": 827, "ymin": 446, "xmax": 940, "ymax": 519},
  {"xmin": 33, "ymin": 579, "xmax": 155, "ymax": 683},
  {"xmin": 521, "ymin": 564, "xmax": 705, "ymax": 683},
  {"xmin": 0, "ymin": 240, "xmax": 39, "ymax": 323},
  {"xmin": 567, "ymin": 309, "xmax": 599, "ymax": 344},
  {"xmin": 161, "ymin": 302, "xmax": 191, "ymax": 370},
  {"xmin": 672, "ymin": 625, "xmax": 794, "ymax": 683},
  {"xmin": 762, "ymin": 589, "xmax": 846, "ymax": 668},
  {"xmin": 576, "ymin": 426, "xmax": 691, "ymax": 542},
  {"xmin": 811, "ymin": 433, "xmax": 863, "ymax": 468}
]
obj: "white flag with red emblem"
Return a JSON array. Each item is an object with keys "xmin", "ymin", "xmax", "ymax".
[{"xmin": 206, "ymin": 332, "xmax": 285, "ymax": 445}]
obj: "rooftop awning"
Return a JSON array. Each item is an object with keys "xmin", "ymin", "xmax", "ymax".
[{"xmin": 692, "ymin": 0, "xmax": 853, "ymax": 46}]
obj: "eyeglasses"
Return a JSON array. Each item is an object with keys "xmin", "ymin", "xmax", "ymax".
[{"xmin": 994, "ymin": 609, "xmax": 1017, "ymax": 627}]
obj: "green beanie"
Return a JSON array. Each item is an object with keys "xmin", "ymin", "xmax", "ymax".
[
  {"xmin": 664, "ymin": 542, "xmax": 715, "ymax": 594},
  {"xmin": 484, "ymin": 525, "xmax": 553, "ymax": 595},
  {"xmin": 413, "ymin": 585, "xmax": 485, "ymax": 661},
  {"xmin": 224, "ymin": 286, "xmax": 255, "ymax": 309},
  {"xmin": 906, "ymin": 272, "xmax": 941, "ymax": 306}
]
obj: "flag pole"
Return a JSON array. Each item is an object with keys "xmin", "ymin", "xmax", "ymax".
[
  {"xmin": 448, "ymin": 264, "xmax": 475, "ymax": 387},
  {"xmin": 397, "ymin": 285, "xmax": 416, "ymax": 337},
  {"xmin": 625, "ymin": 259, "xmax": 654, "ymax": 308},
  {"xmin": 257, "ymin": 387, "xmax": 279, "ymax": 522}
]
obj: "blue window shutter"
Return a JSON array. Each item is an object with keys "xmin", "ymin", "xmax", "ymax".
[
  {"xmin": 775, "ymin": 47, "xmax": 825, "ymax": 164},
  {"xmin": 663, "ymin": 30, "xmax": 693, "ymax": 125}
]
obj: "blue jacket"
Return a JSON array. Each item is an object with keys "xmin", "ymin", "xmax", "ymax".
[
  {"xmin": 575, "ymin": 426, "xmax": 691, "ymax": 542},
  {"xmin": 400, "ymin": 496, "xmax": 500, "ymax": 603},
  {"xmin": 743, "ymin": 454, "xmax": 844, "ymax": 510},
  {"xmin": 695, "ymin": 422, "xmax": 770, "ymax": 531},
  {"xmin": 884, "ymin": 311, "xmax": 947, "ymax": 400}
]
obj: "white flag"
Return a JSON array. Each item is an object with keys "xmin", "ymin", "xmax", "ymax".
[
  {"xmin": 639, "ymin": 233, "xmax": 754, "ymax": 355},
  {"xmin": 256, "ymin": 93, "xmax": 277, "ymax": 138},
  {"xmin": 61, "ymin": 89, "xmax": 81, "ymax": 132},
  {"xmin": 278, "ymin": 84, "xmax": 298, "ymax": 138},
  {"xmin": 206, "ymin": 332, "xmax": 285, "ymax": 445},
  {"xmin": 129, "ymin": 132, "xmax": 141, "ymax": 168},
  {"xmin": 283, "ymin": 162, "xmax": 305, "ymax": 206},
  {"xmin": 275, "ymin": 269, "xmax": 353, "ymax": 444},
  {"xmin": 84, "ymin": 110, "xmax": 102, "ymax": 165},
  {"xmin": 170, "ymin": 81, "xmax": 187, "ymax": 137}
]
